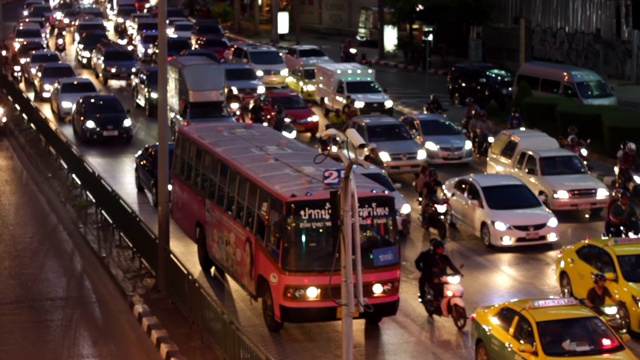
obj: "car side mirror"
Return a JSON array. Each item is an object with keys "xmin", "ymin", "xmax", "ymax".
[
  {"xmin": 518, "ymin": 344, "xmax": 535, "ymax": 354},
  {"xmin": 470, "ymin": 199, "xmax": 480, "ymax": 207},
  {"xmin": 526, "ymin": 167, "xmax": 536, "ymax": 175},
  {"xmin": 383, "ymin": 88, "xmax": 388, "ymax": 93},
  {"xmin": 620, "ymin": 333, "xmax": 631, "ymax": 344},
  {"xmin": 308, "ymin": 103, "xmax": 313, "ymax": 108},
  {"xmin": 538, "ymin": 194, "xmax": 546, "ymax": 203}
]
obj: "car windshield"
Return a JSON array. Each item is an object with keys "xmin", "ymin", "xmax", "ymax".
[
  {"xmin": 78, "ymin": 23, "xmax": 106, "ymax": 32},
  {"xmin": 174, "ymin": 23, "xmax": 193, "ymax": 31},
  {"xmin": 167, "ymin": 8, "xmax": 185, "ymax": 18},
  {"xmin": 617, "ymin": 254, "xmax": 640, "ymax": 283},
  {"xmin": 366, "ymin": 124, "xmax": 413, "ymax": 142},
  {"xmin": 482, "ymin": 184, "xmax": 541, "ymax": 210},
  {"xmin": 485, "ymin": 68, "xmax": 512, "ymax": 83},
  {"xmin": 196, "ymin": 24, "xmax": 222, "ymax": 35},
  {"xmin": 31, "ymin": 53, "xmax": 60, "ymax": 63},
  {"xmin": 285, "ymin": 198, "xmax": 398, "ymax": 271},
  {"xmin": 15, "ymin": 28, "xmax": 42, "ymax": 38},
  {"xmin": 145, "ymin": 71, "xmax": 158, "ymax": 87},
  {"xmin": 537, "ymin": 317, "xmax": 625, "ymax": 357},
  {"xmin": 539, "ymin": 155, "xmax": 588, "ymax": 175},
  {"xmin": 41, "ymin": 66, "xmax": 75, "ymax": 78},
  {"xmin": 226, "ymin": 68, "xmax": 257, "ymax": 81},
  {"xmin": 248, "ymin": 51, "xmax": 283, "ymax": 65},
  {"xmin": 116, "ymin": 6, "xmax": 136, "ymax": 17},
  {"xmin": 270, "ymin": 95, "xmax": 307, "ymax": 109},
  {"xmin": 16, "ymin": 43, "xmax": 45, "ymax": 57},
  {"xmin": 60, "ymin": 81, "xmax": 97, "ymax": 93},
  {"xmin": 298, "ymin": 48, "xmax": 326, "ymax": 58},
  {"xmin": 85, "ymin": 97, "xmax": 125, "ymax": 114},
  {"xmin": 141, "ymin": 34, "xmax": 158, "ymax": 44},
  {"xmin": 345, "ymin": 81, "xmax": 383, "ymax": 94},
  {"xmin": 80, "ymin": 32, "xmax": 108, "ymax": 46},
  {"xmin": 20, "ymin": 20, "xmax": 45, "ymax": 29},
  {"xmin": 138, "ymin": 23, "xmax": 157, "ymax": 32},
  {"xmin": 576, "ymin": 80, "xmax": 615, "ymax": 99},
  {"xmin": 303, "ymin": 68, "xmax": 315, "ymax": 80},
  {"xmin": 201, "ymin": 39, "xmax": 228, "ymax": 48},
  {"xmin": 105, "ymin": 51, "xmax": 135, "ymax": 61},
  {"xmin": 168, "ymin": 39, "xmax": 191, "ymax": 53},
  {"xmin": 188, "ymin": 102, "xmax": 232, "ymax": 119},
  {"xmin": 419, "ymin": 119, "xmax": 462, "ymax": 135},
  {"xmin": 361, "ymin": 172, "xmax": 396, "ymax": 192}
]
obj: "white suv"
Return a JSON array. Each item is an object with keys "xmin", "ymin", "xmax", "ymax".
[{"xmin": 224, "ymin": 43, "xmax": 288, "ymax": 86}]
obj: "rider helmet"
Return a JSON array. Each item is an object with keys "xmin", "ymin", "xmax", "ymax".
[
  {"xmin": 426, "ymin": 168, "xmax": 438, "ymax": 182},
  {"xmin": 619, "ymin": 189, "xmax": 631, "ymax": 199},
  {"xmin": 430, "ymin": 239, "xmax": 445, "ymax": 252},
  {"xmin": 612, "ymin": 187, "xmax": 626, "ymax": 199},
  {"xmin": 430, "ymin": 94, "xmax": 438, "ymax": 101},
  {"xmin": 511, "ymin": 107, "xmax": 520, "ymax": 115},
  {"xmin": 592, "ymin": 272, "xmax": 607, "ymax": 284},
  {"xmin": 626, "ymin": 142, "xmax": 636, "ymax": 154},
  {"xmin": 465, "ymin": 97, "xmax": 474, "ymax": 105},
  {"xmin": 568, "ymin": 125, "xmax": 578, "ymax": 135},
  {"xmin": 567, "ymin": 135, "xmax": 578, "ymax": 145}
]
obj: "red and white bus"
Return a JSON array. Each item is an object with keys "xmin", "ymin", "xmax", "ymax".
[{"xmin": 171, "ymin": 122, "xmax": 400, "ymax": 332}]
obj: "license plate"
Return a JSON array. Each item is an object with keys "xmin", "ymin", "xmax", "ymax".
[
  {"xmin": 525, "ymin": 232, "xmax": 539, "ymax": 239},
  {"xmin": 103, "ymin": 130, "xmax": 118, "ymax": 136},
  {"xmin": 400, "ymin": 166, "xmax": 411, "ymax": 171},
  {"xmin": 578, "ymin": 204, "xmax": 591, "ymax": 209},
  {"xmin": 337, "ymin": 306, "xmax": 359, "ymax": 318}
]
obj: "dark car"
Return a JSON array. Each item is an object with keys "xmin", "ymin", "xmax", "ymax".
[
  {"xmin": 71, "ymin": 94, "xmax": 133, "ymax": 143},
  {"xmin": 113, "ymin": 5, "xmax": 137, "ymax": 35},
  {"xmin": 447, "ymin": 62, "xmax": 514, "ymax": 109},
  {"xmin": 178, "ymin": 49, "xmax": 220, "ymax": 63},
  {"xmin": 152, "ymin": 36, "xmax": 192, "ymax": 62},
  {"xmin": 190, "ymin": 19, "xmax": 225, "ymax": 45},
  {"xmin": 135, "ymin": 142, "xmax": 175, "ymax": 207},
  {"xmin": 91, "ymin": 41, "xmax": 138, "ymax": 85},
  {"xmin": 75, "ymin": 30, "xmax": 109, "ymax": 67},
  {"xmin": 193, "ymin": 36, "xmax": 229, "ymax": 59},
  {"xmin": 132, "ymin": 65, "xmax": 158, "ymax": 116}
]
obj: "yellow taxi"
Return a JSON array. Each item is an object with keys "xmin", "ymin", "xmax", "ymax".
[
  {"xmin": 285, "ymin": 65, "xmax": 317, "ymax": 102},
  {"xmin": 470, "ymin": 297, "xmax": 635, "ymax": 360},
  {"xmin": 556, "ymin": 237, "xmax": 640, "ymax": 333}
]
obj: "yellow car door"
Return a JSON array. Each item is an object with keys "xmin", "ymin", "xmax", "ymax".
[{"xmin": 569, "ymin": 244, "xmax": 603, "ymax": 298}]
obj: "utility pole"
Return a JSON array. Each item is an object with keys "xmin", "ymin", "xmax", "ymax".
[
  {"xmin": 234, "ymin": 0, "xmax": 241, "ymax": 33},
  {"xmin": 157, "ymin": 0, "xmax": 169, "ymax": 292},
  {"xmin": 271, "ymin": 0, "xmax": 279, "ymax": 44},
  {"xmin": 377, "ymin": 0, "xmax": 385, "ymax": 60}
]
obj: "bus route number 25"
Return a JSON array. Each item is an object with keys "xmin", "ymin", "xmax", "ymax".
[{"xmin": 323, "ymin": 169, "xmax": 346, "ymax": 186}]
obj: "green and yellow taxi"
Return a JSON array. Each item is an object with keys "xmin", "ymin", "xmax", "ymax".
[
  {"xmin": 285, "ymin": 65, "xmax": 317, "ymax": 102},
  {"xmin": 556, "ymin": 237, "xmax": 640, "ymax": 333},
  {"xmin": 470, "ymin": 297, "xmax": 635, "ymax": 359}
]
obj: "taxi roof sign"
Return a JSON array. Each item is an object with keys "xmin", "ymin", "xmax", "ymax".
[
  {"xmin": 529, "ymin": 298, "xmax": 579, "ymax": 309},
  {"xmin": 607, "ymin": 237, "xmax": 640, "ymax": 246}
]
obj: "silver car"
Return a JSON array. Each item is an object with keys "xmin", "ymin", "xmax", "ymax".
[
  {"xmin": 23, "ymin": 50, "xmax": 60, "ymax": 85},
  {"xmin": 400, "ymin": 113, "xmax": 473, "ymax": 164},
  {"xmin": 33, "ymin": 62, "xmax": 76, "ymax": 101},
  {"xmin": 223, "ymin": 63, "xmax": 265, "ymax": 106},
  {"xmin": 343, "ymin": 115, "xmax": 427, "ymax": 175},
  {"xmin": 50, "ymin": 77, "xmax": 99, "ymax": 122}
]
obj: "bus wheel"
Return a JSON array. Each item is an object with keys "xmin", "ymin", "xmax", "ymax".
[
  {"xmin": 262, "ymin": 286, "xmax": 284, "ymax": 332},
  {"xmin": 196, "ymin": 227, "xmax": 214, "ymax": 275}
]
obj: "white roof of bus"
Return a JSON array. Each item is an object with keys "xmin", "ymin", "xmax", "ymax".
[{"xmin": 179, "ymin": 123, "xmax": 391, "ymax": 199}]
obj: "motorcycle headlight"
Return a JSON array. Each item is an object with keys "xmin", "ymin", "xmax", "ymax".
[
  {"xmin": 61, "ymin": 101, "xmax": 73, "ymax": 109},
  {"xmin": 229, "ymin": 102, "xmax": 240, "ymax": 110},
  {"xmin": 434, "ymin": 204, "xmax": 448, "ymax": 214},
  {"xmin": 446, "ymin": 275, "xmax": 461, "ymax": 285},
  {"xmin": 150, "ymin": 92, "xmax": 158, "ymax": 99},
  {"xmin": 30, "ymin": 68, "xmax": 37, "ymax": 74},
  {"xmin": 304, "ymin": 84, "xmax": 315, "ymax": 91},
  {"xmin": 553, "ymin": 190, "xmax": 569, "ymax": 199},
  {"xmin": 81, "ymin": 50, "xmax": 91, "ymax": 58},
  {"xmin": 353, "ymin": 100, "xmax": 365, "ymax": 109},
  {"xmin": 122, "ymin": 118, "xmax": 132, "ymax": 127},
  {"xmin": 580, "ymin": 148, "xmax": 588, "ymax": 157},
  {"xmin": 257, "ymin": 85, "xmax": 265, "ymax": 94},
  {"xmin": 417, "ymin": 149, "xmax": 427, "ymax": 160},
  {"xmin": 488, "ymin": 136, "xmax": 495, "ymax": 143},
  {"xmin": 378, "ymin": 151, "xmax": 391, "ymax": 162},
  {"xmin": 546, "ymin": 217, "xmax": 558, "ymax": 228},
  {"xmin": 493, "ymin": 221, "xmax": 509, "ymax": 231},
  {"xmin": 230, "ymin": 86, "xmax": 238, "ymax": 95},
  {"xmin": 280, "ymin": 68, "xmax": 288, "ymax": 76},
  {"xmin": 284, "ymin": 117, "xmax": 292, "ymax": 123},
  {"xmin": 309, "ymin": 115, "xmax": 319, "ymax": 122},
  {"xmin": 400, "ymin": 203, "xmax": 411, "ymax": 215},
  {"xmin": 596, "ymin": 188, "xmax": 609, "ymax": 200},
  {"xmin": 19, "ymin": 58, "xmax": 27, "ymax": 64},
  {"xmin": 255, "ymin": 69, "xmax": 264, "ymax": 77},
  {"xmin": 13, "ymin": 65, "xmax": 21, "ymax": 71},
  {"xmin": 349, "ymin": 47, "xmax": 357, "ymax": 54},
  {"xmin": 85, "ymin": 120, "xmax": 96, "ymax": 128},
  {"xmin": 384, "ymin": 99, "xmax": 394, "ymax": 108},
  {"xmin": 424, "ymin": 141, "xmax": 438, "ymax": 151},
  {"xmin": 43, "ymin": 84, "xmax": 53, "ymax": 91},
  {"xmin": 633, "ymin": 175, "xmax": 640, "ymax": 184},
  {"xmin": 116, "ymin": 18, "xmax": 124, "ymax": 23},
  {"xmin": 464, "ymin": 140, "xmax": 472, "ymax": 150},
  {"xmin": 146, "ymin": 48, "xmax": 153, "ymax": 54},
  {"xmin": 602, "ymin": 304, "xmax": 618, "ymax": 315}
]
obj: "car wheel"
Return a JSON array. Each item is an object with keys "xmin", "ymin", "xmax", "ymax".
[
  {"xmin": 133, "ymin": 89, "xmax": 141, "ymax": 108},
  {"xmin": 262, "ymin": 286, "xmax": 284, "ymax": 332},
  {"xmin": 617, "ymin": 302, "xmax": 631, "ymax": 334},
  {"xmin": 559, "ymin": 272, "xmax": 573, "ymax": 297},
  {"xmin": 475, "ymin": 342, "xmax": 489, "ymax": 360},
  {"xmin": 481, "ymin": 223, "xmax": 492, "ymax": 248},
  {"xmin": 196, "ymin": 226, "xmax": 214, "ymax": 274},
  {"xmin": 151, "ymin": 184, "xmax": 158, "ymax": 207},
  {"xmin": 134, "ymin": 169, "xmax": 144, "ymax": 191},
  {"xmin": 540, "ymin": 192, "xmax": 551, "ymax": 209}
]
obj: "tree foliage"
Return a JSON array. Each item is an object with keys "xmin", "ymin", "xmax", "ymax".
[{"xmin": 388, "ymin": 0, "xmax": 496, "ymax": 27}]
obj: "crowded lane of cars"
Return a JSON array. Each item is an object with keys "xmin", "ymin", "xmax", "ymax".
[{"xmin": 5, "ymin": 1, "xmax": 640, "ymax": 357}]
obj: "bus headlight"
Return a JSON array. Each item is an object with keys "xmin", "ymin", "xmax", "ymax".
[{"xmin": 305, "ymin": 286, "xmax": 319, "ymax": 299}]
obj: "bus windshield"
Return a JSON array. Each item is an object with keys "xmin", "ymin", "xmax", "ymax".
[
  {"xmin": 284, "ymin": 197, "xmax": 398, "ymax": 272},
  {"xmin": 576, "ymin": 80, "xmax": 614, "ymax": 99}
]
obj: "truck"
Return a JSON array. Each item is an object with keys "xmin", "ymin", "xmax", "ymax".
[
  {"xmin": 167, "ymin": 55, "xmax": 234, "ymax": 137},
  {"xmin": 315, "ymin": 62, "xmax": 393, "ymax": 116}
]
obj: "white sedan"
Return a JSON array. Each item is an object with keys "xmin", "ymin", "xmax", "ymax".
[
  {"xmin": 444, "ymin": 173, "xmax": 559, "ymax": 248},
  {"xmin": 50, "ymin": 77, "xmax": 99, "ymax": 122}
]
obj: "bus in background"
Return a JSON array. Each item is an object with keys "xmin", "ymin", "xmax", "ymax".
[{"xmin": 171, "ymin": 122, "xmax": 400, "ymax": 332}]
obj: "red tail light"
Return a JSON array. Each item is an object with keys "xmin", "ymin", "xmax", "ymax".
[{"xmin": 469, "ymin": 313, "xmax": 476, "ymax": 322}]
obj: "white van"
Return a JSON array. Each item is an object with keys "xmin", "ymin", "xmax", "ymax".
[
  {"xmin": 514, "ymin": 61, "xmax": 618, "ymax": 105},
  {"xmin": 486, "ymin": 128, "xmax": 559, "ymax": 174}
]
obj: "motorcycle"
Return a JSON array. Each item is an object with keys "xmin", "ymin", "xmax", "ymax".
[
  {"xmin": 419, "ymin": 267, "xmax": 467, "ymax": 331},
  {"xmin": 418, "ymin": 195, "xmax": 448, "ymax": 240},
  {"xmin": 0, "ymin": 105, "xmax": 7, "ymax": 137},
  {"xmin": 12, "ymin": 65, "xmax": 23, "ymax": 83},
  {"xmin": 614, "ymin": 163, "xmax": 640, "ymax": 196},
  {"xmin": 565, "ymin": 139, "xmax": 592, "ymax": 171},
  {"xmin": 423, "ymin": 103, "xmax": 448, "ymax": 117},
  {"xmin": 472, "ymin": 129, "xmax": 494, "ymax": 158},
  {"xmin": 577, "ymin": 298, "xmax": 629, "ymax": 334},
  {"xmin": 340, "ymin": 46, "xmax": 358, "ymax": 62},
  {"xmin": 55, "ymin": 36, "xmax": 66, "ymax": 54}
]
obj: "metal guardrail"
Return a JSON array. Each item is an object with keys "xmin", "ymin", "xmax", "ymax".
[{"xmin": 0, "ymin": 72, "xmax": 272, "ymax": 360}]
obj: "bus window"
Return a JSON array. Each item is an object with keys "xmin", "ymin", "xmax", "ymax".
[
  {"xmin": 268, "ymin": 197, "xmax": 283, "ymax": 260},
  {"xmin": 244, "ymin": 182, "xmax": 259, "ymax": 231},
  {"xmin": 235, "ymin": 176, "xmax": 249, "ymax": 222},
  {"xmin": 225, "ymin": 171, "xmax": 238, "ymax": 215},
  {"xmin": 216, "ymin": 163, "xmax": 228, "ymax": 207},
  {"xmin": 192, "ymin": 146, "xmax": 203, "ymax": 189},
  {"xmin": 206, "ymin": 155, "xmax": 219, "ymax": 200}
]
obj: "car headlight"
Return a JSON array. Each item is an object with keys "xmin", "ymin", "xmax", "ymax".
[
  {"xmin": 424, "ymin": 141, "xmax": 438, "ymax": 151},
  {"xmin": 304, "ymin": 84, "xmax": 315, "ymax": 91},
  {"xmin": 150, "ymin": 91, "xmax": 158, "ymax": 99},
  {"xmin": 255, "ymin": 69, "xmax": 264, "ymax": 77},
  {"xmin": 580, "ymin": 148, "xmax": 588, "ymax": 157},
  {"xmin": 384, "ymin": 99, "xmax": 393, "ymax": 108},
  {"xmin": 464, "ymin": 140, "xmax": 472, "ymax": 150},
  {"xmin": 309, "ymin": 115, "xmax": 319, "ymax": 122},
  {"xmin": 229, "ymin": 102, "xmax": 240, "ymax": 110},
  {"xmin": 280, "ymin": 68, "xmax": 288, "ymax": 76},
  {"xmin": 493, "ymin": 221, "xmax": 509, "ymax": 231},
  {"xmin": 547, "ymin": 217, "xmax": 558, "ymax": 228},
  {"xmin": 354, "ymin": 100, "xmax": 365, "ymax": 108},
  {"xmin": 147, "ymin": 48, "xmax": 153, "ymax": 54},
  {"xmin": 116, "ymin": 18, "xmax": 124, "ymax": 23},
  {"xmin": 43, "ymin": 84, "xmax": 53, "ymax": 91},
  {"xmin": 81, "ymin": 50, "xmax": 91, "ymax": 58},
  {"xmin": 378, "ymin": 151, "xmax": 391, "ymax": 162},
  {"xmin": 230, "ymin": 86, "xmax": 238, "ymax": 95},
  {"xmin": 553, "ymin": 190, "xmax": 569, "ymax": 199},
  {"xmin": 596, "ymin": 188, "xmax": 609, "ymax": 200},
  {"xmin": 85, "ymin": 120, "xmax": 96, "ymax": 128},
  {"xmin": 30, "ymin": 68, "xmax": 37, "ymax": 74},
  {"xmin": 61, "ymin": 101, "xmax": 73, "ymax": 109},
  {"xmin": 123, "ymin": 118, "xmax": 132, "ymax": 127},
  {"xmin": 400, "ymin": 203, "xmax": 411, "ymax": 215},
  {"xmin": 417, "ymin": 149, "xmax": 427, "ymax": 160},
  {"xmin": 13, "ymin": 65, "xmax": 21, "ymax": 71},
  {"xmin": 257, "ymin": 85, "xmax": 265, "ymax": 94}
]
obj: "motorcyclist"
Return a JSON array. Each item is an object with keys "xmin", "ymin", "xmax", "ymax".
[
  {"xmin": 464, "ymin": 97, "xmax": 480, "ymax": 118},
  {"xmin": 605, "ymin": 189, "xmax": 639, "ymax": 236},
  {"xmin": 55, "ymin": 31, "xmax": 66, "ymax": 54},
  {"xmin": 341, "ymin": 39, "xmax": 356, "ymax": 62},
  {"xmin": 616, "ymin": 141, "xmax": 638, "ymax": 189},
  {"xmin": 423, "ymin": 94, "xmax": 445, "ymax": 114},
  {"xmin": 328, "ymin": 108, "xmax": 347, "ymax": 129},
  {"xmin": 585, "ymin": 273, "xmax": 618, "ymax": 315},
  {"xmin": 564, "ymin": 135, "xmax": 581, "ymax": 153},
  {"xmin": 606, "ymin": 188, "xmax": 625, "ymax": 221},
  {"xmin": 249, "ymin": 98, "xmax": 265, "ymax": 123},
  {"xmin": 419, "ymin": 168, "xmax": 447, "ymax": 238},
  {"xmin": 414, "ymin": 239, "xmax": 462, "ymax": 305},
  {"xmin": 506, "ymin": 107, "xmax": 524, "ymax": 129},
  {"xmin": 273, "ymin": 105, "xmax": 286, "ymax": 132},
  {"xmin": 469, "ymin": 111, "xmax": 494, "ymax": 157},
  {"xmin": 364, "ymin": 143, "xmax": 385, "ymax": 168}
]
